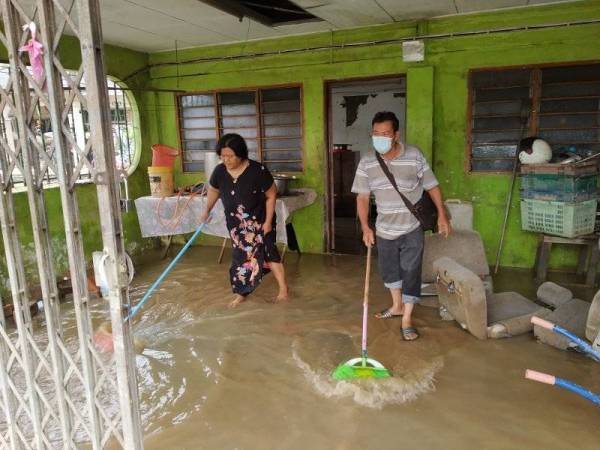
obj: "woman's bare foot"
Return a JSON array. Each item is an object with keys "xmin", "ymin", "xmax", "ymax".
[
  {"xmin": 268, "ymin": 286, "xmax": 289, "ymax": 303},
  {"xmin": 228, "ymin": 294, "xmax": 246, "ymax": 308},
  {"xmin": 277, "ymin": 286, "xmax": 289, "ymax": 302}
]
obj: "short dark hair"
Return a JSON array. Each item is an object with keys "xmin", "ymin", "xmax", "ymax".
[
  {"xmin": 372, "ymin": 111, "xmax": 399, "ymax": 132},
  {"xmin": 216, "ymin": 133, "xmax": 248, "ymax": 160}
]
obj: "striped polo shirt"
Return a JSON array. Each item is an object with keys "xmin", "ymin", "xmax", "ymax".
[{"xmin": 351, "ymin": 144, "xmax": 439, "ymax": 240}]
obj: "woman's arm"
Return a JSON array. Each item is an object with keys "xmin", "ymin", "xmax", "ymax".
[
  {"xmin": 200, "ymin": 186, "xmax": 220, "ymax": 223},
  {"xmin": 263, "ymin": 184, "xmax": 277, "ymax": 234}
]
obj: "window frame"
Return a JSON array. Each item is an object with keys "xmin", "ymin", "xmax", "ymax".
[
  {"xmin": 175, "ymin": 83, "xmax": 305, "ymax": 175},
  {"xmin": 465, "ymin": 60, "xmax": 600, "ymax": 174},
  {"xmin": 0, "ymin": 67, "xmax": 141, "ymax": 190},
  {"xmin": 107, "ymin": 76, "xmax": 142, "ymax": 177}
]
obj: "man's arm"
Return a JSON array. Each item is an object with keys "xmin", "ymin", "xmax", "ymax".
[{"xmin": 426, "ymin": 186, "xmax": 451, "ymax": 238}]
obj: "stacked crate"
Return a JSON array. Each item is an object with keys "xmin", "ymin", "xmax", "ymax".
[{"xmin": 520, "ymin": 161, "xmax": 599, "ymax": 238}]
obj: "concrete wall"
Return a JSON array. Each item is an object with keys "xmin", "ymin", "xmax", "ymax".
[{"xmin": 142, "ymin": 0, "xmax": 600, "ymax": 269}]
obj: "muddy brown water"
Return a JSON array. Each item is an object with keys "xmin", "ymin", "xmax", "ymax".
[{"xmin": 92, "ymin": 246, "xmax": 600, "ymax": 449}]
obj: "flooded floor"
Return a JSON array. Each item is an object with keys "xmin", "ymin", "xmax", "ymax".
[{"xmin": 105, "ymin": 246, "xmax": 599, "ymax": 449}]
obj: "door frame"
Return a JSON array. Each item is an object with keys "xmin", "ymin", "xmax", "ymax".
[{"xmin": 323, "ymin": 75, "xmax": 406, "ymax": 253}]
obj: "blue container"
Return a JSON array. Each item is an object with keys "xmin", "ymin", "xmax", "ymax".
[
  {"xmin": 520, "ymin": 173, "xmax": 598, "ymax": 194},
  {"xmin": 520, "ymin": 188, "xmax": 597, "ymax": 202}
]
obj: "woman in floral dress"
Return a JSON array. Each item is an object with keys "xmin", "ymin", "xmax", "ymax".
[{"xmin": 200, "ymin": 133, "xmax": 289, "ymax": 307}]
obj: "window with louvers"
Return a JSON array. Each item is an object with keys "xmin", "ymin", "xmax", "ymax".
[
  {"xmin": 467, "ymin": 62, "xmax": 600, "ymax": 172},
  {"xmin": 178, "ymin": 86, "xmax": 303, "ymax": 173},
  {"xmin": 260, "ymin": 87, "xmax": 303, "ymax": 172},
  {"xmin": 179, "ymin": 94, "xmax": 217, "ymax": 173}
]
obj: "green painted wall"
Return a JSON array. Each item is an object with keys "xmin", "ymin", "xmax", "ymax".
[
  {"xmin": 406, "ymin": 66, "xmax": 434, "ymax": 163},
  {"xmin": 426, "ymin": 4, "xmax": 600, "ymax": 269},
  {"xmin": 0, "ymin": 40, "xmax": 151, "ymax": 295},
  {"xmin": 142, "ymin": 1, "xmax": 600, "ymax": 268}
]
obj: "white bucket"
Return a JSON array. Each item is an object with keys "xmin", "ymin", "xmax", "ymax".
[
  {"xmin": 204, "ymin": 152, "xmax": 222, "ymax": 179},
  {"xmin": 445, "ymin": 199, "xmax": 473, "ymax": 231}
]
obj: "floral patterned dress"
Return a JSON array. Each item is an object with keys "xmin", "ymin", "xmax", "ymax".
[{"xmin": 209, "ymin": 160, "xmax": 281, "ymax": 296}]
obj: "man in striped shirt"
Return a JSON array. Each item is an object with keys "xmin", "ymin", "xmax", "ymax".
[{"xmin": 351, "ymin": 111, "xmax": 450, "ymax": 341}]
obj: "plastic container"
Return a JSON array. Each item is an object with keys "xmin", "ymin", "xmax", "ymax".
[
  {"xmin": 444, "ymin": 199, "xmax": 473, "ymax": 231},
  {"xmin": 519, "ymin": 160, "xmax": 599, "ymax": 176},
  {"xmin": 204, "ymin": 151, "xmax": 221, "ymax": 178},
  {"xmin": 520, "ymin": 198, "xmax": 597, "ymax": 238},
  {"xmin": 151, "ymin": 144, "xmax": 179, "ymax": 167},
  {"xmin": 520, "ymin": 173, "xmax": 598, "ymax": 202},
  {"xmin": 520, "ymin": 188, "xmax": 597, "ymax": 202},
  {"xmin": 148, "ymin": 166, "xmax": 174, "ymax": 197},
  {"xmin": 520, "ymin": 173, "xmax": 597, "ymax": 194},
  {"xmin": 92, "ymin": 251, "xmax": 135, "ymax": 298},
  {"xmin": 92, "ymin": 251, "xmax": 109, "ymax": 297}
]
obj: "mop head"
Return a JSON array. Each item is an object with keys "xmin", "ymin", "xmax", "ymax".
[{"xmin": 332, "ymin": 357, "xmax": 391, "ymax": 380}]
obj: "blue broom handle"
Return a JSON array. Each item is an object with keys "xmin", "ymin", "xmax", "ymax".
[
  {"xmin": 526, "ymin": 370, "xmax": 600, "ymax": 406},
  {"xmin": 555, "ymin": 377, "xmax": 600, "ymax": 406},
  {"xmin": 126, "ymin": 220, "xmax": 210, "ymax": 321},
  {"xmin": 532, "ymin": 316, "xmax": 600, "ymax": 362},
  {"xmin": 552, "ymin": 324, "xmax": 600, "ymax": 362}
]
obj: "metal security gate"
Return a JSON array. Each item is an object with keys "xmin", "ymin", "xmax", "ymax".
[{"xmin": 0, "ymin": 0, "xmax": 142, "ymax": 448}]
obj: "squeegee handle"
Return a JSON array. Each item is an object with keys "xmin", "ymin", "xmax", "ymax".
[
  {"xmin": 361, "ymin": 246, "xmax": 372, "ymax": 354},
  {"xmin": 127, "ymin": 221, "xmax": 209, "ymax": 321},
  {"xmin": 531, "ymin": 316, "xmax": 600, "ymax": 362},
  {"xmin": 363, "ymin": 245, "xmax": 372, "ymax": 306}
]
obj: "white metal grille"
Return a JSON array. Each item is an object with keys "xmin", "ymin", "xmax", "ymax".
[{"xmin": 0, "ymin": 1, "xmax": 143, "ymax": 448}]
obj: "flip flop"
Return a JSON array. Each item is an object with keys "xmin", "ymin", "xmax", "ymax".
[
  {"xmin": 375, "ymin": 308, "xmax": 403, "ymax": 319},
  {"xmin": 401, "ymin": 326, "xmax": 420, "ymax": 341}
]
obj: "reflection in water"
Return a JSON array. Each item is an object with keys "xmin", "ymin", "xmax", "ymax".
[{"xmin": 67, "ymin": 247, "xmax": 600, "ymax": 449}]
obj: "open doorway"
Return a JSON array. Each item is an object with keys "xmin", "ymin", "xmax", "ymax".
[{"xmin": 326, "ymin": 77, "xmax": 407, "ymax": 254}]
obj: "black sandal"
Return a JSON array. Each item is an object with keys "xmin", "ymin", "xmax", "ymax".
[
  {"xmin": 401, "ymin": 326, "xmax": 420, "ymax": 341},
  {"xmin": 375, "ymin": 308, "xmax": 403, "ymax": 319}
]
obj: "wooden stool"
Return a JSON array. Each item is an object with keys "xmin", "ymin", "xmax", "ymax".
[{"xmin": 535, "ymin": 234, "xmax": 600, "ymax": 287}]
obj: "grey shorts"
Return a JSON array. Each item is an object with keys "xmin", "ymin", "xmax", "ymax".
[{"xmin": 376, "ymin": 227, "xmax": 424, "ymax": 304}]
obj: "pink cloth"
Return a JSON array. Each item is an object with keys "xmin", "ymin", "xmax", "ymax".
[
  {"xmin": 93, "ymin": 329, "xmax": 114, "ymax": 353},
  {"xmin": 19, "ymin": 23, "xmax": 44, "ymax": 87}
]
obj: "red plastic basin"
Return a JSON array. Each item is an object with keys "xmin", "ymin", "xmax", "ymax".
[{"xmin": 151, "ymin": 144, "xmax": 179, "ymax": 167}]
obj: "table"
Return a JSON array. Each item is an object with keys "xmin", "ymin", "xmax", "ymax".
[
  {"xmin": 535, "ymin": 234, "xmax": 600, "ymax": 287},
  {"xmin": 135, "ymin": 189, "xmax": 317, "ymax": 259}
]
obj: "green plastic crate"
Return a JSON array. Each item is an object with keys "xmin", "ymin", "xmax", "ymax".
[
  {"xmin": 520, "ymin": 198, "xmax": 597, "ymax": 238},
  {"xmin": 520, "ymin": 174, "xmax": 598, "ymax": 195}
]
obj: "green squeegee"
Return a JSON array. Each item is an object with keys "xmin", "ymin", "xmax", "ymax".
[{"xmin": 332, "ymin": 246, "xmax": 391, "ymax": 380}]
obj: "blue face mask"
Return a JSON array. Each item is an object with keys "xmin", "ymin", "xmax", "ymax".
[{"xmin": 372, "ymin": 136, "xmax": 393, "ymax": 154}]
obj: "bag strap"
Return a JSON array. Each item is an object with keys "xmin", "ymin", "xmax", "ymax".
[{"xmin": 374, "ymin": 152, "xmax": 419, "ymax": 217}]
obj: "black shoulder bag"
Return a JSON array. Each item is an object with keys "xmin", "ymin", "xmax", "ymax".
[{"xmin": 375, "ymin": 152, "xmax": 438, "ymax": 232}]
